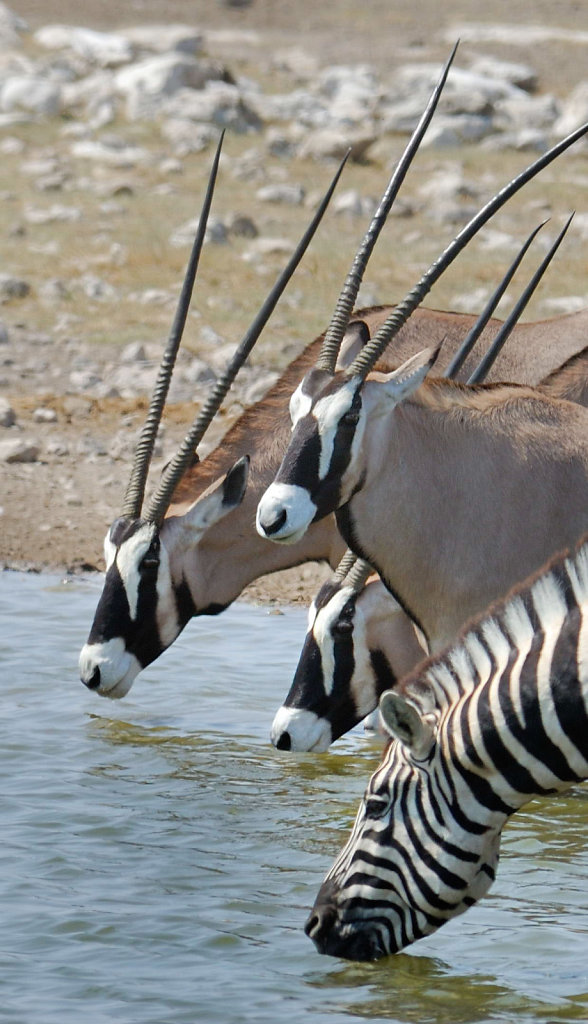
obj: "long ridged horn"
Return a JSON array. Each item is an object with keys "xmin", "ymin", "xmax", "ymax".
[
  {"xmin": 316, "ymin": 41, "xmax": 459, "ymax": 374},
  {"xmin": 347, "ymin": 121, "xmax": 588, "ymax": 380},
  {"xmin": 144, "ymin": 153, "xmax": 349, "ymax": 525},
  {"xmin": 344, "ymin": 558, "xmax": 373, "ymax": 593},
  {"xmin": 333, "ymin": 549, "xmax": 359, "ymax": 582},
  {"xmin": 121, "ymin": 132, "xmax": 225, "ymax": 520},
  {"xmin": 443, "ymin": 219, "xmax": 547, "ymax": 379},
  {"xmin": 467, "ymin": 212, "xmax": 574, "ymax": 384}
]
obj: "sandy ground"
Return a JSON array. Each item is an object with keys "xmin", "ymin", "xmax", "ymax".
[{"xmin": 2, "ymin": 0, "xmax": 588, "ymax": 606}]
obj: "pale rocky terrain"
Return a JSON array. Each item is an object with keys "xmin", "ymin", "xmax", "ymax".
[{"xmin": 1, "ymin": 0, "xmax": 588, "ymax": 604}]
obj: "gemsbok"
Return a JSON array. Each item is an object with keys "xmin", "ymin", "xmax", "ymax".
[
  {"xmin": 80, "ymin": 49, "xmax": 588, "ymax": 701},
  {"xmin": 304, "ymin": 533, "xmax": 588, "ymax": 960},
  {"xmin": 255, "ymin": 105, "xmax": 588, "ymax": 661},
  {"xmin": 271, "ymin": 232, "xmax": 588, "ymax": 753}
]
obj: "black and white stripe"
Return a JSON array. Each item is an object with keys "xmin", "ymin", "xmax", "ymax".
[{"xmin": 305, "ymin": 536, "xmax": 588, "ymax": 960}]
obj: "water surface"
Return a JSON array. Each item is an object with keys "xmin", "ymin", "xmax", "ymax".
[{"xmin": 1, "ymin": 571, "xmax": 587, "ymax": 1024}]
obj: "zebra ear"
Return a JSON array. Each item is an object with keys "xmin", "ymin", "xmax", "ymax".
[{"xmin": 379, "ymin": 689, "xmax": 436, "ymax": 758}]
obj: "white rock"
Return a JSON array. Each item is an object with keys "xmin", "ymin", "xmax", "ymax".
[
  {"xmin": 70, "ymin": 139, "xmax": 150, "ymax": 167},
  {"xmin": 1, "ymin": 76, "xmax": 62, "ymax": 116},
  {"xmin": 120, "ymin": 341, "xmax": 147, "ymax": 363},
  {"xmin": 35, "ymin": 25, "xmax": 134, "ymax": 67},
  {"xmin": 24, "ymin": 203, "xmax": 80, "ymax": 224},
  {"xmin": 161, "ymin": 82, "xmax": 262, "ymax": 133},
  {"xmin": 256, "ymin": 183, "xmax": 305, "ymax": 205},
  {"xmin": 0, "ymin": 2, "xmax": 27, "ymax": 50},
  {"xmin": 0, "ymin": 437, "xmax": 39, "ymax": 462},
  {"xmin": 298, "ymin": 129, "xmax": 375, "ymax": 162},
  {"xmin": 33, "ymin": 407, "xmax": 57, "ymax": 423},
  {"xmin": 468, "ymin": 56, "xmax": 537, "ymax": 92},
  {"xmin": 553, "ymin": 81, "xmax": 588, "ymax": 139},
  {"xmin": 0, "ymin": 396, "xmax": 15, "ymax": 426},
  {"xmin": 115, "ymin": 53, "xmax": 217, "ymax": 105},
  {"xmin": 120, "ymin": 25, "xmax": 203, "ymax": 55}
]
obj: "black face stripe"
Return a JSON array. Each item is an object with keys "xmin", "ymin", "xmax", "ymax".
[
  {"xmin": 278, "ymin": 418, "xmax": 322, "ymax": 492},
  {"xmin": 87, "ymin": 562, "xmax": 133, "ymax": 644}
]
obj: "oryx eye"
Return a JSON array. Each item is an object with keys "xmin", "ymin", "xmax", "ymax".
[
  {"xmin": 364, "ymin": 793, "xmax": 390, "ymax": 819},
  {"xmin": 141, "ymin": 539, "xmax": 160, "ymax": 571},
  {"xmin": 341, "ymin": 408, "xmax": 360, "ymax": 427},
  {"xmin": 332, "ymin": 619, "xmax": 353, "ymax": 639}
]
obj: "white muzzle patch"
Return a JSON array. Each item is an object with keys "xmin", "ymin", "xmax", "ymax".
[
  {"xmin": 271, "ymin": 705, "xmax": 333, "ymax": 753},
  {"xmin": 256, "ymin": 483, "xmax": 317, "ymax": 544},
  {"xmin": 79, "ymin": 638, "xmax": 142, "ymax": 699}
]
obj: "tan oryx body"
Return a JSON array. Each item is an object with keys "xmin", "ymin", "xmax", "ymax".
[
  {"xmin": 270, "ymin": 355, "xmax": 588, "ymax": 752},
  {"xmin": 258, "ymin": 359, "xmax": 588, "ymax": 646}
]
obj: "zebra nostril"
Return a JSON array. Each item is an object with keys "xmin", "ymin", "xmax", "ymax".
[
  {"xmin": 305, "ymin": 901, "xmax": 337, "ymax": 946},
  {"xmin": 276, "ymin": 731, "xmax": 291, "ymax": 751},
  {"xmin": 84, "ymin": 665, "xmax": 101, "ymax": 690},
  {"xmin": 262, "ymin": 508, "xmax": 287, "ymax": 536}
]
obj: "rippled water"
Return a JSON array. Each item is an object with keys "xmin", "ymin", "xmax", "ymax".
[{"xmin": 1, "ymin": 570, "xmax": 588, "ymax": 1024}]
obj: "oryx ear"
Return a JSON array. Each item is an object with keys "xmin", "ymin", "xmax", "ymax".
[
  {"xmin": 376, "ymin": 346, "xmax": 440, "ymax": 407},
  {"xmin": 335, "ymin": 320, "xmax": 371, "ymax": 371},
  {"xmin": 379, "ymin": 689, "xmax": 436, "ymax": 758},
  {"xmin": 182, "ymin": 455, "xmax": 249, "ymax": 537}
]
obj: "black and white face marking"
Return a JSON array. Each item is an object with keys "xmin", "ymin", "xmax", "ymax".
[
  {"xmin": 272, "ymin": 580, "xmax": 388, "ymax": 752},
  {"xmin": 78, "ymin": 517, "xmax": 184, "ymax": 699},
  {"xmin": 305, "ymin": 692, "xmax": 501, "ymax": 961},
  {"xmin": 79, "ymin": 456, "xmax": 250, "ymax": 700},
  {"xmin": 256, "ymin": 369, "xmax": 365, "ymax": 544}
]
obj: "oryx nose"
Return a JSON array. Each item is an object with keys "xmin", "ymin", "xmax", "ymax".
[
  {"xmin": 275, "ymin": 730, "xmax": 291, "ymax": 751},
  {"xmin": 259, "ymin": 508, "xmax": 287, "ymax": 537},
  {"xmin": 83, "ymin": 665, "xmax": 101, "ymax": 690}
]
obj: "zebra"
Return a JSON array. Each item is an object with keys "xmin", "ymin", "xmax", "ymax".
[{"xmin": 305, "ymin": 533, "xmax": 588, "ymax": 961}]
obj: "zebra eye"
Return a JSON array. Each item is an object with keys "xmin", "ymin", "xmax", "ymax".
[{"xmin": 364, "ymin": 794, "xmax": 390, "ymax": 819}]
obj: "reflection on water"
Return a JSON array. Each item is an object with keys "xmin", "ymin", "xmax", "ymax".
[{"xmin": 1, "ymin": 570, "xmax": 588, "ymax": 1024}]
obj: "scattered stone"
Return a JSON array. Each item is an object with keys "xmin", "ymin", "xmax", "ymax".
[
  {"xmin": 120, "ymin": 341, "xmax": 147, "ymax": 363},
  {"xmin": 35, "ymin": 25, "xmax": 134, "ymax": 68},
  {"xmin": 33, "ymin": 407, "xmax": 58, "ymax": 423},
  {"xmin": 1, "ymin": 76, "xmax": 61, "ymax": 116},
  {"xmin": 256, "ymin": 183, "xmax": 305, "ymax": 205},
  {"xmin": 0, "ymin": 274, "xmax": 30, "ymax": 302},
  {"xmin": 0, "ymin": 437, "xmax": 39, "ymax": 462},
  {"xmin": 0, "ymin": 396, "xmax": 15, "ymax": 426}
]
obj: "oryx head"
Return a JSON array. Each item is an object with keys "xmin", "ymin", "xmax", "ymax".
[
  {"xmin": 271, "ymin": 553, "xmax": 428, "ymax": 751},
  {"xmin": 257, "ymin": 115, "xmax": 588, "ymax": 547},
  {"xmin": 271, "ymin": 556, "xmax": 384, "ymax": 751},
  {"xmin": 79, "ymin": 135, "xmax": 347, "ymax": 698}
]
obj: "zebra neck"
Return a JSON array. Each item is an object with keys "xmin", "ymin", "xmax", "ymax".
[{"xmin": 426, "ymin": 569, "xmax": 588, "ymax": 817}]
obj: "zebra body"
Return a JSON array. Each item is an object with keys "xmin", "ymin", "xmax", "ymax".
[{"xmin": 305, "ymin": 535, "xmax": 588, "ymax": 961}]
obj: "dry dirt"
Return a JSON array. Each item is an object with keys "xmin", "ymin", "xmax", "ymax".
[{"xmin": 2, "ymin": 0, "xmax": 588, "ymax": 606}]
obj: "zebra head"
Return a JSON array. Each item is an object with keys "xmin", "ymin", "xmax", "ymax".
[{"xmin": 305, "ymin": 686, "xmax": 502, "ymax": 960}]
